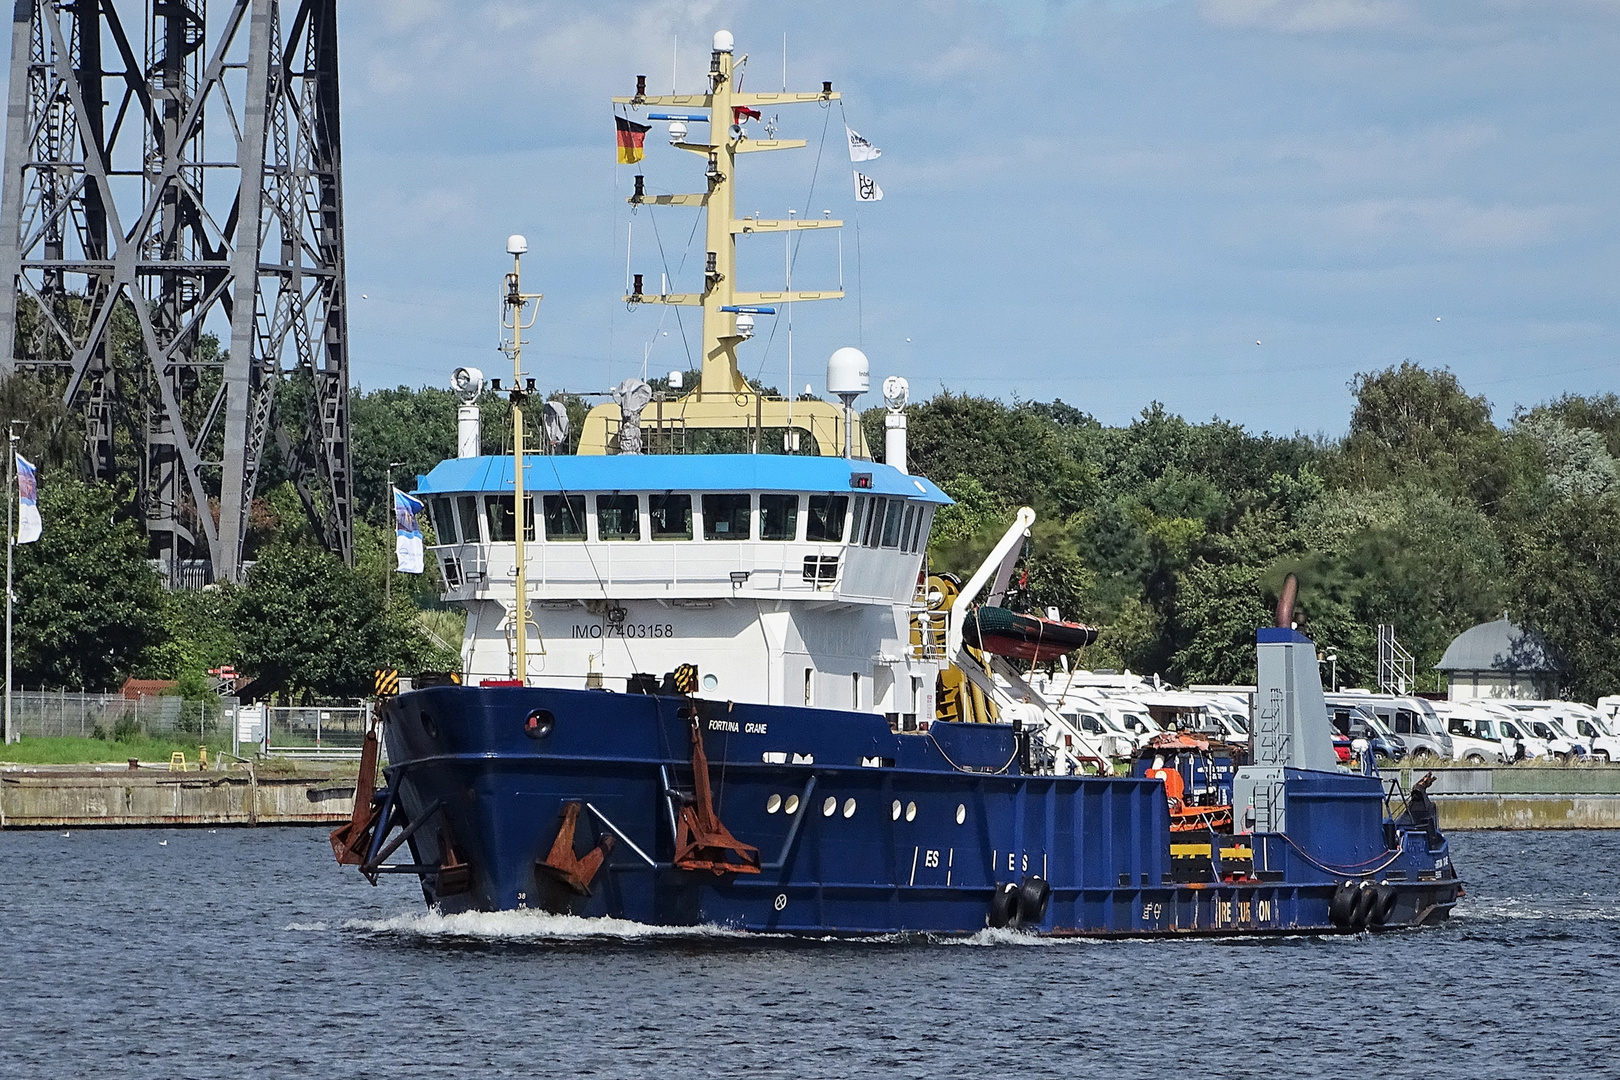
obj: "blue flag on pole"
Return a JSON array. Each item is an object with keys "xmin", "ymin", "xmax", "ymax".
[
  {"xmin": 15, "ymin": 453, "xmax": 40, "ymax": 544},
  {"xmin": 393, "ymin": 487, "xmax": 424, "ymax": 574}
]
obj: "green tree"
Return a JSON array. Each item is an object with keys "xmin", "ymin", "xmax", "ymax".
[
  {"xmin": 147, "ymin": 586, "xmax": 242, "ymax": 686},
  {"xmin": 1332, "ymin": 362, "xmax": 1507, "ymax": 506},
  {"xmin": 1514, "ymin": 413, "xmax": 1618, "ymax": 500},
  {"xmin": 349, "ymin": 385, "xmax": 459, "ymax": 523},
  {"xmin": 1280, "ymin": 487, "xmax": 1505, "ymax": 688},
  {"xmin": 235, "ymin": 543, "xmax": 407, "ymax": 699},
  {"xmin": 905, "ymin": 393, "xmax": 1095, "ymax": 514},
  {"xmin": 1508, "ymin": 492, "xmax": 1620, "ymax": 700},
  {"xmin": 11, "ymin": 474, "xmax": 167, "ymax": 688}
]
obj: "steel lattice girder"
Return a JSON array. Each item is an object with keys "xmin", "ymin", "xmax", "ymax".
[{"xmin": 0, "ymin": 0, "xmax": 352, "ymax": 583}]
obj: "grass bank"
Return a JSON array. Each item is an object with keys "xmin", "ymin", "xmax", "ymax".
[{"xmin": 1, "ymin": 735, "xmax": 233, "ymax": 767}]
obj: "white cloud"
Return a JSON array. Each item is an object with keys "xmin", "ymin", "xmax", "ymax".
[
  {"xmin": 1199, "ymin": 0, "xmax": 1408, "ymax": 32},
  {"xmin": 1265, "ymin": 123, "xmax": 1500, "ymax": 186},
  {"xmin": 1323, "ymin": 197, "xmax": 1574, "ymax": 248}
]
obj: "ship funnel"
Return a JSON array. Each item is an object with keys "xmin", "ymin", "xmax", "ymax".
[{"xmin": 1252, "ymin": 577, "xmax": 1336, "ymax": 770}]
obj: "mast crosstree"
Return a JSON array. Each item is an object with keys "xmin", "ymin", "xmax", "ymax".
[{"xmin": 580, "ymin": 30, "xmax": 868, "ymax": 458}]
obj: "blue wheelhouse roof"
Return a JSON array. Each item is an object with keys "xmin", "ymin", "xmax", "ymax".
[{"xmin": 416, "ymin": 454, "xmax": 953, "ymax": 504}]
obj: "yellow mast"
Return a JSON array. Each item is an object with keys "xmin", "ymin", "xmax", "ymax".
[
  {"xmin": 581, "ymin": 30, "xmax": 869, "ymax": 457},
  {"xmin": 501, "ymin": 236, "xmax": 542, "ymax": 682}
]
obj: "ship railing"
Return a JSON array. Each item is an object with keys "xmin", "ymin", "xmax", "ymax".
[
  {"xmin": 434, "ymin": 540, "xmax": 895, "ymax": 601},
  {"xmin": 955, "ymin": 647, "xmax": 1114, "ymax": 771}
]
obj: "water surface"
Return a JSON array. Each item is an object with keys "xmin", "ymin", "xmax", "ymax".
[{"xmin": 2, "ymin": 828, "xmax": 1616, "ymax": 1078}]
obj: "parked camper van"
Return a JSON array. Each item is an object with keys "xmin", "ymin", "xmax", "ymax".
[
  {"xmin": 1430, "ymin": 701, "xmax": 1510, "ymax": 764},
  {"xmin": 1326, "ymin": 692, "xmax": 1453, "ymax": 761},
  {"xmin": 1328, "ymin": 703, "xmax": 1407, "ymax": 763}
]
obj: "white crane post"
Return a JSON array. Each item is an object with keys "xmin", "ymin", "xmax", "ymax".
[{"xmin": 946, "ymin": 506, "xmax": 1036, "ymax": 658}]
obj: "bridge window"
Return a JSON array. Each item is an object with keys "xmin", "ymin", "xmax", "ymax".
[
  {"xmin": 898, "ymin": 505, "xmax": 917, "ymax": 552},
  {"xmin": 649, "ymin": 493, "xmax": 692, "ymax": 540},
  {"xmin": 760, "ymin": 494, "xmax": 799, "ymax": 541},
  {"xmin": 542, "ymin": 494, "xmax": 586, "ymax": 541},
  {"xmin": 848, "ymin": 497, "xmax": 867, "ymax": 544},
  {"xmin": 703, "ymin": 494, "xmax": 751, "ymax": 540},
  {"xmin": 596, "ymin": 494, "xmax": 641, "ymax": 541},
  {"xmin": 456, "ymin": 496, "xmax": 481, "ymax": 544},
  {"xmin": 862, "ymin": 498, "xmax": 884, "ymax": 547},
  {"xmin": 806, "ymin": 495, "xmax": 848, "ymax": 542},
  {"xmin": 485, "ymin": 495, "xmax": 536, "ymax": 542},
  {"xmin": 429, "ymin": 497, "xmax": 455, "ymax": 543},
  {"xmin": 881, "ymin": 500, "xmax": 905, "ymax": 548}
]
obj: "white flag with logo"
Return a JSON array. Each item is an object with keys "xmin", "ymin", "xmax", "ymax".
[
  {"xmin": 15, "ymin": 453, "xmax": 40, "ymax": 544},
  {"xmin": 845, "ymin": 126, "xmax": 881, "ymax": 162},
  {"xmin": 393, "ymin": 487, "xmax": 424, "ymax": 574},
  {"xmin": 853, "ymin": 171, "xmax": 883, "ymax": 202}
]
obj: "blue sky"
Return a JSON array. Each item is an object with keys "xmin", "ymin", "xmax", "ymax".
[{"xmin": 22, "ymin": 1, "xmax": 1620, "ymax": 436}]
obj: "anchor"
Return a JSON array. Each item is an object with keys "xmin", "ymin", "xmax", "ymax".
[
  {"xmin": 330, "ymin": 712, "xmax": 383, "ymax": 866},
  {"xmin": 538, "ymin": 801, "xmax": 616, "ymax": 894},
  {"xmin": 673, "ymin": 709, "xmax": 761, "ymax": 875}
]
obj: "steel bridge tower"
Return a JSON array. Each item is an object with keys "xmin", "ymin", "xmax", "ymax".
[{"xmin": 0, "ymin": 0, "xmax": 352, "ymax": 584}]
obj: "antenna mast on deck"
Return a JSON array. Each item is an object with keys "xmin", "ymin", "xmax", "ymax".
[{"xmin": 582, "ymin": 29, "xmax": 868, "ymax": 458}]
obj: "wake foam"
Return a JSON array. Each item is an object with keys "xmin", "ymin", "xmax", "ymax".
[
  {"xmin": 947, "ymin": 926, "xmax": 1069, "ymax": 947},
  {"xmin": 1454, "ymin": 897, "xmax": 1620, "ymax": 923},
  {"xmin": 344, "ymin": 908, "xmax": 748, "ymax": 942}
]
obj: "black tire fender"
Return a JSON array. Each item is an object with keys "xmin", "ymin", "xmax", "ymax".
[
  {"xmin": 1349, "ymin": 883, "xmax": 1377, "ymax": 930},
  {"xmin": 1372, "ymin": 884, "xmax": 1399, "ymax": 926},
  {"xmin": 1328, "ymin": 883, "xmax": 1358, "ymax": 928},
  {"xmin": 988, "ymin": 882, "xmax": 1019, "ymax": 929},
  {"xmin": 1017, "ymin": 876, "xmax": 1051, "ymax": 926}
]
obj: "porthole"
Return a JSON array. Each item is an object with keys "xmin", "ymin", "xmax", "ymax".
[
  {"xmin": 843, "ymin": 798, "xmax": 857, "ymax": 819},
  {"xmin": 955, "ymin": 803, "xmax": 966, "ymax": 825},
  {"xmin": 822, "ymin": 796, "xmax": 837, "ymax": 817},
  {"xmin": 766, "ymin": 794, "xmax": 782, "ymax": 814},
  {"xmin": 702, "ymin": 673, "xmax": 719, "ymax": 691},
  {"xmin": 905, "ymin": 801, "xmax": 917, "ymax": 822},
  {"xmin": 891, "ymin": 800, "xmax": 902, "ymax": 821},
  {"xmin": 522, "ymin": 709, "xmax": 554, "ymax": 740},
  {"xmin": 784, "ymin": 795, "xmax": 800, "ymax": 815}
]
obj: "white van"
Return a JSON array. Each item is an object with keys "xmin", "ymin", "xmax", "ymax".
[
  {"xmin": 1477, "ymin": 705, "xmax": 1577, "ymax": 762},
  {"xmin": 1326, "ymin": 693, "xmax": 1453, "ymax": 761},
  {"xmin": 1431, "ymin": 701, "xmax": 1510, "ymax": 764},
  {"xmin": 1506, "ymin": 701, "xmax": 1616, "ymax": 763},
  {"xmin": 1494, "ymin": 704, "xmax": 1592, "ymax": 761},
  {"xmin": 1561, "ymin": 706, "xmax": 1620, "ymax": 763}
]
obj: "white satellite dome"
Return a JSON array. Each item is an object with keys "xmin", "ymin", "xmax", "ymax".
[
  {"xmin": 826, "ymin": 346, "xmax": 869, "ymax": 398},
  {"xmin": 713, "ymin": 30, "xmax": 734, "ymax": 53}
]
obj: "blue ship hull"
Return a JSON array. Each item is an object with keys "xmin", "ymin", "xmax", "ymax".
[{"xmin": 360, "ymin": 685, "xmax": 1461, "ymax": 936}]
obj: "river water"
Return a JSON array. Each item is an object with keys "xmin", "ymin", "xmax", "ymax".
[{"xmin": 1, "ymin": 827, "xmax": 1616, "ymax": 1078}]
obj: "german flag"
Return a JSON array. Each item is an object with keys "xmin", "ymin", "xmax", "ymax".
[{"xmin": 616, "ymin": 115, "xmax": 650, "ymax": 164}]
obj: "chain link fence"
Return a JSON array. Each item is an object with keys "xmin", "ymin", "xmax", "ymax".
[
  {"xmin": 6, "ymin": 689, "xmax": 224, "ymax": 740},
  {"xmin": 260, "ymin": 705, "xmax": 369, "ymax": 755}
]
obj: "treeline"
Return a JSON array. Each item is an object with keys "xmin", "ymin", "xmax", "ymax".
[
  {"xmin": 3, "ymin": 362, "xmax": 1617, "ymax": 701},
  {"xmin": 892, "ymin": 365, "xmax": 1620, "ymax": 700}
]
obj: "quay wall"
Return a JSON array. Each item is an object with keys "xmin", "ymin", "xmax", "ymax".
[
  {"xmin": 0, "ymin": 768, "xmax": 354, "ymax": 828},
  {"xmin": 1434, "ymin": 795, "xmax": 1620, "ymax": 830},
  {"xmin": 6, "ymin": 764, "xmax": 1620, "ymax": 830},
  {"xmin": 1408, "ymin": 765, "xmax": 1620, "ymax": 830}
]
